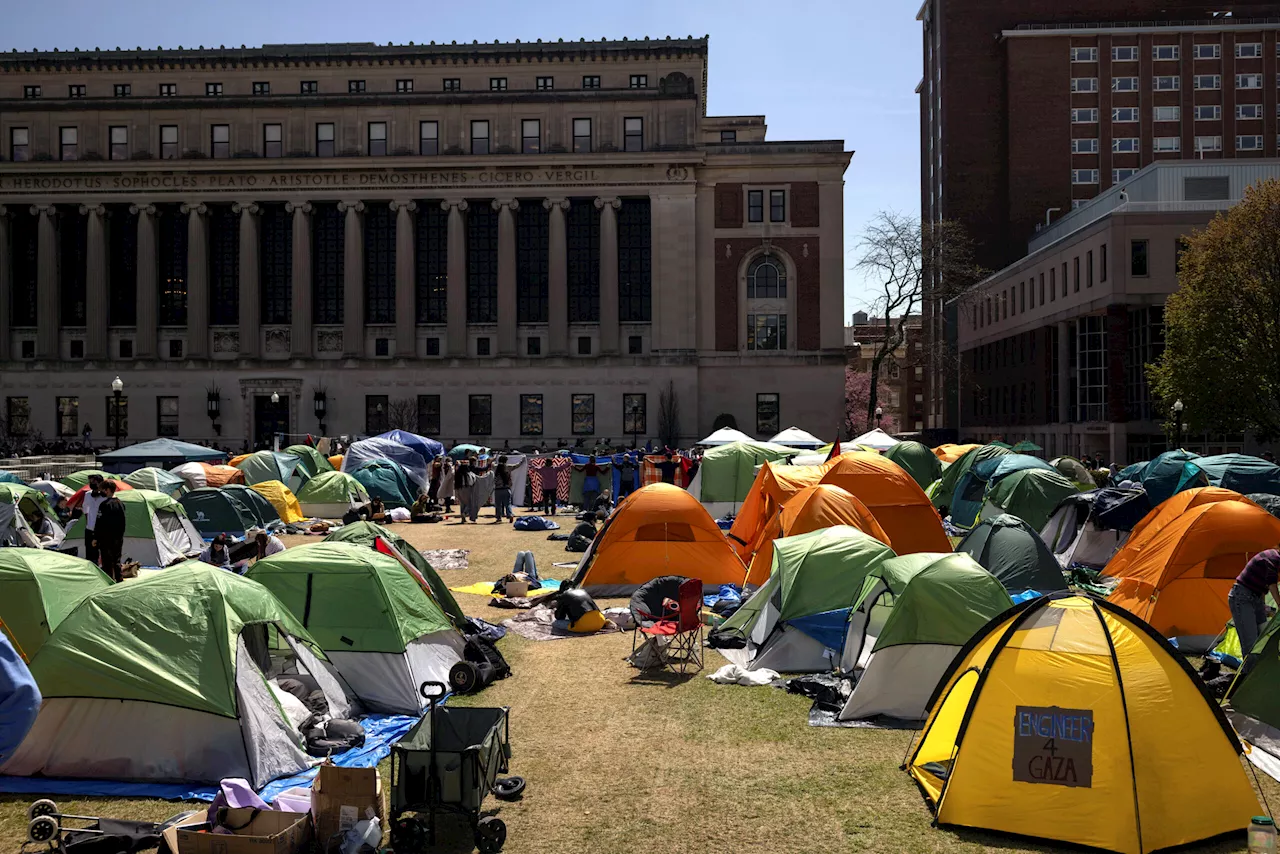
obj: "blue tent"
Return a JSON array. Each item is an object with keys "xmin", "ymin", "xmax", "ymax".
[
  {"xmin": 0, "ymin": 472, "xmax": 25, "ymax": 485},
  {"xmin": 1139, "ymin": 449, "xmax": 1203, "ymax": 505},
  {"xmin": 97, "ymin": 439, "xmax": 227, "ymax": 472},
  {"xmin": 1176, "ymin": 453, "xmax": 1280, "ymax": 496},
  {"xmin": 376, "ymin": 429, "xmax": 445, "ymax": 462},
  {"xmin": 342, "ymin": 437, "xmax": 429, "ymax": 487},
  {"xmin": 949, "ymin": 453, "xmax": 1056, "ymax": 530},
  {"xmin": 350, "ymin": 459, "xmax": 417, "ymax": 509}
]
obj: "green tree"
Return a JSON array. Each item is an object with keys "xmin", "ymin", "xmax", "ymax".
[{"xmin": 1150, "ymin": 178, "xmax": 1280, "ymax": 440}]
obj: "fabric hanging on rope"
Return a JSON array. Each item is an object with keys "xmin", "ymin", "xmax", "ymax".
[
  {"xmin": 530, "ymin": 457, "xmax": 574, "ymax": 503},
  {"xmin": 642, "ymin": 454, "xmax": 691, "ymax": 489}
]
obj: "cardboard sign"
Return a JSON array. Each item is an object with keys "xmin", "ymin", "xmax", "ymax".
[{"xmin": 1013, "ymin": 705, "xmax": 1094, "ymax": 788}]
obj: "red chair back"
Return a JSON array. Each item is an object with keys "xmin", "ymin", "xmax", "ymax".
[{"xmin": 676, "ymin": 578, "xmax": 703, "ymax": 633}]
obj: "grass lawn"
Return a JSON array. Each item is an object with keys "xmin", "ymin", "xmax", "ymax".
[{"xmin": 2, "ymin": 509, "xmax": 1276, "ymax": 853}]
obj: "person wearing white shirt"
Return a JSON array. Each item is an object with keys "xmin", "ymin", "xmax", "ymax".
[
  {"xmin": 254, "ymin": 530, "xmax": 286, "ymax": 559},
  {"xmin": 78, "ymin": 475, "xmax": 107, "ymax": 567}
]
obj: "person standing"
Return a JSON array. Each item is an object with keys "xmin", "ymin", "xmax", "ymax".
[
  {"xmin": 78, "ymin": 474, "xmax": 107, "ymax": 567},
  {"xmin": 428, "ymin": 458, "xmax": 443, "ymax": 505},
  {"xmin": 581, "ymin": 456, "xmax": 602, "ymax": 515},
  {"xmin": 454, "ymin": 459, "xmax": 475, "ymax": 524},
  {"xmin": 1229, "ymin": 546, "xmax": 1280, "ymax": 673},
  {"xmin": 94, "ymin": 482, "xmax": 127, "ymax": 583},
  {"xmin": 655, "ymin": 453, "xmax": 680, "ymax": 485},
  {"xmin": 493, "ymin": 455, "xmax": 514, "ymax": 524},
  {"xmin": 617, "ymin": 455, "xmax": 636, "ymax": 501},
  {"xmin": 539, "ymin": 459, "xmax": 559, "ymax": 515}
]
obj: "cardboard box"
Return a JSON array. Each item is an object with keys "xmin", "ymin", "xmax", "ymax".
[
  {"xmin": 312, "ymin": 764, "xmax": 384, "ymax": 853},
  {"xmin": 174, "ymin": 809, "xmax": 312, "ymax": 854}
]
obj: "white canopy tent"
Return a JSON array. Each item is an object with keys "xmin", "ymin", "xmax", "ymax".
[
  {"xmin": 851, "ymin": 428, "xmax": 900, "ymax": 451},
  {"xmin": 768, "ymin": 427, "xmax": 825, "ymax": 449},
  {"xmin": 697, "ymin": 427, "xmax": 756, "ymax": 446}
]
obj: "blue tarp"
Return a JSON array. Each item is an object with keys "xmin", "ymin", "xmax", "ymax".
[
  {"xmin": 788, "ymin": 608, "xmax": 853, "ymax": 652},
  {"xmin": 376, "ymin": 430, "xmax": 445, "ymax": 462}
]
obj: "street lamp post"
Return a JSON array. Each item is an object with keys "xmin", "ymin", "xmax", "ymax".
[
  {"xmin": 313, "ymin": 389, "xmax": 327, "ymax": 437},
  {"xmin": 110, "ymin": 376, "xmax": 123, "ymax": 449},
  {"xmin": 270, "ymin": 391, "xmax": 280, "ymax": 451},
  {"xmin": 875, "ymin": 405, "xmax": 883, "ymax": 430},
  {"xmin": 1172, "ymin": 399, "xmax": 1184, "ymax": 451}
]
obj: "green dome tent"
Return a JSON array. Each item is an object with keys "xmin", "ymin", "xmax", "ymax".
[
  {"xmin": 691, "ymin": 440, "xmax": 803, "ymax": 516},
  {"xmin": 711, "ymin": 526, "xmax": 897, "ymax": 673},
  {"xmin": 221, "ymin": 484, "xmax": 282, "ymax": 529},
  {"xmin": 929, "ymin": 444, "xmax": 1013, "ymax": 513},
  {"xmin": 247, "ymin": 542, "xmax": 465, "ymax": 715},
  {"xmin": 59, "ymin": 469, "xmax": 113, "ymax": 490},
  {"xmin": 982, "ymin": 467, "xmax": 1079, "ymax": 531},
  {"xmin": 0, "ymin": 550, "xmax": 112, "ymax": 660},
  {"xmin": 350, "ymin": 458, "xmax": 417, "ymax": 509},
  {"xmin": 956, "ymin": 514, "xmax": 1067, "ymax": 595},
  {"xmin": 324, "ymin": 520, "xmax": 465, "ymax": 628},
  {"xmin": 296, "ymin": 471, "xmax": 370, "ymax": 519},
  {"xmin": 236, "ymin": 450, "xmax": 309, "ymax": 493},
  {"xmin": 179, "ymin": 487, "xmax": 266, "ymax": 538},
  {"xmin": 65, "ymin": 489, "xmax": 203, "ymax": 567},
  {"xmin": 122, "ymin": 466, "xmax": 187, "ymax": 497},
  {"xmin": 949, "ymin": 453, "xmax": 1056, "ymax": 531},
  {"xmin": 838, "ymin": 552, "xmax": 1012, "ymax": 722},
  {"xmin": 0, "ymin": 562, "xmax": 351, "ymax": 787},
  {"xmin": 283, "ymin": 444, "xmax": 335, "ymax": 478},
  {"xmin": 1051, "ymin": 456, "xmax": 1097, "ymax": 490},
  {"xmin": 882, "ymin": 441, "xmax": 943, "ymax": 490},
  {"xmin": 1226, "ymin": 612, "xmax": 1280, "ymax": 783},
  {"xmin": 0, "ymin": 482, "xmax": 63, "ymax": 548}
]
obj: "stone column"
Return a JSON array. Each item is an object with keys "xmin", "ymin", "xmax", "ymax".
[
  {"xmin": 80, "ymin": 204, "xmax": 108, "ymax": 360},
  {"xmin": 442, "ymin": 200, "xmax": 469, "ymax": 356},
  {"xmin": 131, "ymin": 203, "xmax": 158, "ymax": 359},
  {"xmin": 181, "ymin": 202, "xmax": 209, "ymax": 359},
  {"xmin": 595, "ymin": 197, "xmax": 621, "ymax": 355},
  {"xmin": 493, "ymin": 199, "xmax": 519, "ymax": 356},
  {"xmin": 0, "ymin": 207, "xmax": 9, "ymax": 357},
  {"xmin": 233, "ymin": 203, "xmax": 260, "ymax": 358},
  {"xmin": 286, "ymin": 201, "xmax": 312, "ymax": 359},
  {"xmin": 544, "ymin": 198, "xmax": 569, "ymax": 356},
  {"xmin": 338, "ymin": 201, "xmax": 365, "ymax": 358},
  {"xmin": 390, "ymin": 200, "xmax": 417, "ymax": 358},
  {"xmin": 32, "ymin": 204, "xmax": 58, "ymax": 359}
]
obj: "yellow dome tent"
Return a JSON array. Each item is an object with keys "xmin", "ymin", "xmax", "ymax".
[
  {"xmin": 907, "ymin": 594, "xmax": 1260, "ymax": 854},
  {"xmin": 249, "ymin": 479, "xmax": 305, "ymax": 523}
]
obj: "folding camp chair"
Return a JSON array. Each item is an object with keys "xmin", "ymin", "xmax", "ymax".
[{"xmin": 631, "ymin": 576, "xmax": 704, "ymax": 674}]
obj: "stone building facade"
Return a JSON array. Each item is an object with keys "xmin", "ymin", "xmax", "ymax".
[{"xmin": 0, "ymin": 38, "xmax": 851, "ymax": 448}]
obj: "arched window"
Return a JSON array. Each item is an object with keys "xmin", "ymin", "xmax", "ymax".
[{"xmin": 747, "ymin": 255, "xmax": 787, "ymax": 299}]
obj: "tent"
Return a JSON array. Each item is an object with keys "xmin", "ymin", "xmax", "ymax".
[
  {"xmin": 1226, "ymin": 611, "xmax": 1280, "ymax": 783},
  {"xmin": 222, "ymin": 484, "xmax": 283, "ymax": 529},
  {"xmin": 956, "ymin": 514, "xmax": 1066, "ymax": 594},
  {"xmin": 1248, "ymin": 492, "xmax": 1280, "ymax": 518},
  {"xmin": 324, "ymin": 521, "xmax": 466, "ymax": 628},
  {"xmin": 341, "ymin": 437, "xmax": 429, "ymax": 488},
  {"xmin": 235, "ymin": 450, "xmax": 309, "ymax": 492},
  {"xmin": 179, "ymin": 488, "xmax": 260, "ymax": 538},
  {"xmin": 0, "ymin": 471, "xmax": 24, "ymax": 485},
  {"xmin": 296, "ymin": 471, "xmax": 370, "ymax": 519},
  {"xmin": 28, "ymin": 480, "xmax": 74, "ymax": 514},
  {"xmin": 247, "ymin": 542, "xmax": 465, "ymax": 715},
  {"xmin": 1051, "ymin": 456, "xmax": 1097, "ymax": 489},
  {"xmin": 697, "ymin": 427, "xmax": 756, "ymax": 446},
  {"xmin": 328, "ymin": 454, "xmax": 344, "ymax": 470},
  {"xmin": 350, "ymin": 458, "xmax": 417, "ymax": 509},
  {"xmin": 1104, "ymin": 487, "xmax": 1255, "ymax": 578},
  {"xmin": 64, "ymin": 489, "xmax": 204, "ymax": 567},
  {"xmin": 282, "ymin": 444, "xmax": 334, "ymax": 478},
  {"xmin": 744, "ymin": 484, "xmax": 890, "ymax": 587},
  {"xmin": 933, "ymin": 443, "xmax": 981, "ymax": 464},
  {"xmin": 0, "ymin": 483, "xmax": 64, "ymax": 548},
  {"xmin": 949, "ymin": 453, "xmax": 1056, "ymax": 530},
  {"xmin": 767, "ymin": 427, "xmax": 824, "ymax": 449},
  {"xmin": 97, "ymin": 438, "xmax": 226, "ymax": 471},
  {"xmin": 1010, "ymin": 440, "xmax": 1042, "ymax": 453},
  {"xmin": 928, "ymin": 444, "xmax": 1013, "ymax": 512},
  {"xmin": 170, "ymin": 462, "xmax": 245, "ymax": 491},
  {"xmin": 249, "ymin": 480, "xmax": 305, "ymax": 523},
  {"xmin": 1040, "ymin": 488, "xmax": 1149, "ymax": 570},
  {"xmin": 981, "ymin": 467, "xmax": 1079, "ymax": 532},
  {"xmin": 0, "ymin": 550, "xmax": 112, "ymax": 660},
  {"xmin": 122, "ymin": 466, "xmax": 188, "ymax": 497},
  {"xmin": 1178, "ymin": 452, "xmax": 1280, "ymax": 496},
  {"xmin": 907, "ymin": 594, "xmax": 1260, "ymax": 854},
  {"xmin": 1, "ymin": 562, "xmax": 351, "ymax": 788},
  {"xmin": 66, "ymin": 480, "xmax": 133, "ymax": 512},
  {"xmin": 1107, "ymin": 500, "xmax": 1280, "ymax": 646},
  {"xmin": 818, "ymin": 452, "xmax": 951, "ymax": 553},
  {"xmin": 375, "ymin": 429, "xmax": 446, "ymax": 462},
  {"xmin": 567, "ymin": 483, "xmax": 747, "ymax": 596},
  {"xmin": 881, "ymin": 441, "xmax": 943, "ymax": 490},
  {"xmin": 688, "ymin": 440, "xmax": 803, "ymax": 519},
  {"xmin": 850, "ymin": 428, "xmax": 899, "ymax": 451},
  {"xmin": 1136, "ymin": 449, "xmax": 1203, "ymax": 505},
  {"xmin": 711, "ymin": 526, "xmax": 896, "ymax": 672},
  {"xmin": 838, "ymin": 553, "xmax": 1012, "ymax": 722},
  {"xmin": 59, "ymin": 469, "xmax": 113, "ymax": 490},
  {"xmin": 727, "ymin": 462, "xmax": 834, "ymax": 561},
  {"xmin": 447, "ymin": 444, "xmax": 487, "ymax": 460}
]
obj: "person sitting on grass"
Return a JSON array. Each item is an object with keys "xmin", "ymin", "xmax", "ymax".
[
  {"xmin": 253, "ymin": 529, "xmax": 286, "ymax": 559},
  {"xmin": 200, "ymin": 533, "xmax": 233, "ymax": 570},
  {"xmin": 566, "ymin": 512, "xmax": 598, "ymax": 553}
]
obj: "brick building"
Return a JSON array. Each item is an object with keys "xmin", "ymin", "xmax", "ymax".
[
  {"xmin": 917, "ymin": 0, "xmax": 1280, "ymax": 432},
  {"xmin": 843, "ymin": 311, "xmax": 926, "ymax": 434}
]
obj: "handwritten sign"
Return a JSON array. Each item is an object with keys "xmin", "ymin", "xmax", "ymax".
[{"xmin": 1013, "ymin": 705, "xmax": 1093, "ymax": 788}]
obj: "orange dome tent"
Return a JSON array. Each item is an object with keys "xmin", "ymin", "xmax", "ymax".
[
  {"xmin": 933, "ymin": 443, "xmax": 981, "ymax": 464},
  {"xmin": 744, "ymin": 484, "xmax": 890, "ymax": 586},
  {"xmin": 328, "ymin": 454, "xmax": 344, "ymax": 471},
  {"xmin": 727, "ymin": 461, "xmax": 835, "ymax": 561},
  {"xmin": 567, "ymin": 483, "xmax": 746, "ymax": 596},
  {"xmin": 202, "ymin": 464, "xmax": 245, "ymax": 487},
  {"xmin": 819, "ymin": 452, "xmax": 950, "ymax": 553},
  {"xmin": 1112, "ymin": 487, "xmax": 1256, "ymax": 569},
  {"xmin": 1108, "ymin": 500, "xmax": 1280, "ymax": 644}
]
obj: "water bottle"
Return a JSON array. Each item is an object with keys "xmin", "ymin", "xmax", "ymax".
[
  {"xmin": 1249, "ymin": 815, "xmax": 1277, "ymax": 854},
  {"xmin": 340, "ymin": 816, "xmax": 382, "ymax": 854}
]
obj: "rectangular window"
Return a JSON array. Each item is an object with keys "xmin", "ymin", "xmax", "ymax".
[
  {"xmin": 1074, "ymin": 257, "xmax": 1081, "ymax": 292},
  {"xmin": 1131, "ymin": 240, "xmax": 1149, "ymax": 276},
  {"xmin": 536, "ymin": 76, "xmax": 553, "ymax": 90},
  {"xmin": 756, "ymin": 393, "xmax": 780, "ymax": 436},
  {"xmin": 1071, "ymin": 47, "xmax": 1097, "ymax": 62},
  {"xmin": 160, "ymin": 125, "xmax": 178, "ymax": 159},
  {"xmin": 623, "ymin": 393, "xmax": 646, "ymax": 436},
  {"xmin": 413, "ymin": 395, "xmax": 440, "ymax": 435},
  {"xmin": 114, "ymin": 83, "xmax": 131, "ymax": 97},
  {"xmin": 582, "ymin": 75, "xmax": 601, "ymax": 89},
  {"xmin": 425, "ymin": 338, "xmax": 440, "ymax": 356},
  {"xmin": 6, "ymin": 398, "xmax": 29, "ymax": 436},
  {"xmin": 469, "ymin": 395, "xmax": 492, "ymax": 436},
  {"xmin": 571, "ymin": 394, "xmax": 595, "ymax": 435},
  {"xmin": 1039, "ymin": 272, "xmax": 1045, "ymax": 305},
  {"xmin": 1113, "ymin": 137, "xmax": 1140, "ymax": 153},
  {"xmin": 1073, "ymin": 77, "xmax": 1100, "ymax": 92},
  {"xmin": 159, "ymin": 83, "xmax": 177, "ymax": 96},
  {"xmin": 443, "ymin": 78, "xmax": 460, "ymax": 92},
  {"xmin": 471, "ymin": 120, "xmax": 490, "ymax": 155},
  {"xmin": 1111, "ymin": 77, "xmax": 1137, "ymax": 92},
  {"xmin": 1195, "ymin": 74, "xmax": 1222, "ymax": 89},
  {"xmin": 489, "ymin": 77, "xmax": 507, "ymax": 91},
  {"xmin": 1194, "ymin": 43, "xmax": 1221, "ymax": 60},
  {"xmin": 252, "ymin": 81, "xmax": 270, "ymax": 95},
  {"xmin": 23, "ymin": 85, "xmax": 41, "ymax": 99},
  {"xmin": 1154, "ymin": 107, "xmax": 1181, "ymax": 124},
  {"xmin": 1072, "ymin": 169, "xmax": 1099, "ymax": 184},
  {"xmin": 263, "ymin": 123, "xmax": 282, "ymax": 158},
  {"xmin": 9, "ymin": 127, "xmax": 29, "ymax": 162},
  {"xmin": 477, "ymin": 337, "xmax": 491, "ymax": 356},
  {"xmin": 367, "ymin": 121, "xmax": 387, "ymax": 156},
  {"xmin": 578, "ymin": 336, "xmax": 592, "ymax": 355},
  {"xmin": 572, "ymin": 118, "xmax": 591, "ymax": 153},
  {"xmin": 747, "ymin": 190, "xmax": 764, "ymax": 222},
  {"xmin": 521, "ymin": 119, "xmax": 540, "ymax": 154},
  {"xmin": 301, "ymin": 80, "xmax": 318, "ymax": 95},
  {"xmin": 629, "ymin": 74, "xmax": 648, "ymax": 88},
  {"xmin": 103, "ymin": 395, "xmax": 126, "ymax": 438},
  {"xmin": 348, "ymin": 79, "xmax": 366, "ymax": 94},
  {"xmin": 1153, "ymin": 45, "xmax": 1180, "ymax": 60},
  {"xmin": 1087, "ymin": 250, "xmax": 1094, "ymax": 287},
  {"xmin": 109, "ymin": 125, "xmax": 128, "ymax": 160},
  {"xmin": 746, "ymin": 314, "xmax": 788, "ymax": 351},
  {"xmin": 1112, "ymin": 107, "xmax": 1139, "ymax": 123},
  {"xmin": 769, "ymin": 190, "xmax": 786, "ymax": 223},
  {"xmin": 1195, "ymin": 104, "xmax": 1222, "ymax": 120},
  {"xmin": 1153, "ymin": 76, "xmax": 1180, "ymax": 91},
  {"xmin": 1237, "ymin": 104, "xmax": 1264, "ymax": 120},
  {"xmin": 1112, "ymin": 45, "xmax": 1139, "ymax": 62},
  {"xmin": 1072, "ymin": 138, "xmax": 1099, "ymax": 154},
  {"xmin": 316, "ymin": 123, "xmax": 335, "ymax": 157},
  {"xmin": 211, "ymin": 124, "xmax": 230, "ymax": 158},
  {"xmin": 629, "ymin": 335, "xmax": 643, "ymax": 354},
  {"xmin": 1050, "ymin": 267, "xmax": 1056, "ymax": 301},
  {"xmin": 1238, "ymin": 134, "xmax": 1265, "ymax": 150},
  {"xmin": 419, "ymin": 121, "xmax": 438, "ymax": 155},
  {"xmin": 1101, "ymin": 244, "xmax": 1108, "ymax": 282},
  {"xmin": 720, "ymin": 130, "xmax": 737, "ymax": 143},
  {"xmin": 1237, "ymin": 42, "xmax": 1263, "ymax": 58},
  {"xmin": 527, "ymin": 337, "xmax": 541, "ymax": 356},
  {"xmin": 1153, "ymin": 137, "xmax": 1181, "ymax": 152},
  {"xmin": 205, "ymin": 82, "xmax": 222, "ymax": 97},
  {"xmin": 68, "ymin": 84, "xmax": 85, "ymax": 98},
  {"xmin": 1072, "ymin": 108, "xmax": 1099, "ymax": 123},
  {"xmin": 1237, "ymin": 73, "xmax": 1263, "ymax": 89},
  {"xmin": 154, "ymin": 396, "xmax": 178, "ymax": 437},
  {"xmin": 364, "ymin": 395, "xmax": 389, "ymax": 435},
  {"xmin": 623, "ymin": 117, "xmax": 643, "ymax": 152},
  {"xmin": 520, "ymin": 394, "xmax": 543, "ymax": 436},
  {"xmin": 396, "ymin": 79, "xmax": 413, "ymax": 93},
  {"xmin": 1072, "ymin": 200, "xmax": 1087, "ymax": 211},
  {"xmin": 59, "ymin": 126, "xmax": 78, "ymax": 161},
  {"xmin": 56, "ymin": 397, "xmax": 78, "ymax": 437}
]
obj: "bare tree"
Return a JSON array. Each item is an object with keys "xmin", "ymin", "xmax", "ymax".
[
  {"xmin": 855, "ymin": 212, "xmax": 984, "ymax": 427},
  {"xmin": 387, "ymin": 398, "xmax": 419, "ymax": 432},
  {"xmin": 658, "ymin": 381, "xmax": 681, "ymax": 450}
]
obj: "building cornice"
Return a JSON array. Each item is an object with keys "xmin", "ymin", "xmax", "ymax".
[{"xmin": 1002, "ymin": 19, "xmax": 1280, "ymax": 39}]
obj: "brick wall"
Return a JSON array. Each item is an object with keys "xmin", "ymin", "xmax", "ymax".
[
  {"xmin": 790, "ymin": 182, "xmax": 820, "ymax": 228},
  {"xmin": 714, "ymin": 183, "xmax": 742, "ymax": 228},
  {"xmin": 714, "ymin": 236, "xmax": 821, "ymax": 351}
]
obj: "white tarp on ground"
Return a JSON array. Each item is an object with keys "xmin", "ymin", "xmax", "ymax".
[
  {"xmin": 838, "ymin": 643, "xmax": 958, "ymax": 722},
  {"xmin": 851, "ymin": 428, "xmax": 900, "ymax": 450},
  {"xmin": 326, "ymin": 631, "xmax": 466, "ymax": 715},
  {"xmin": 698, "ymin": 427, "xmax": 756, "ymax": 446}
]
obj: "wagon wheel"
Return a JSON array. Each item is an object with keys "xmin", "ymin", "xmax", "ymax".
[
  {"xmin": 391, "ymin": 816, "xmax": 428, "ymax": 853},
  {"xmin": 475, "ymin": 816, "xmax": 507, "ymax": 853},
  {"xmin": 28, "ymin": 815, "xmax": 60, "ymax": 845},
  {"xmin": 28, "ymin": 799, "xmax": 58, "ymax": 822}
]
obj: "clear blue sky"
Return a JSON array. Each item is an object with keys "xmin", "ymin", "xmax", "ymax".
[{"xmin": 2, "ymin": 0, "xmax": 922, "ymax": 321}]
